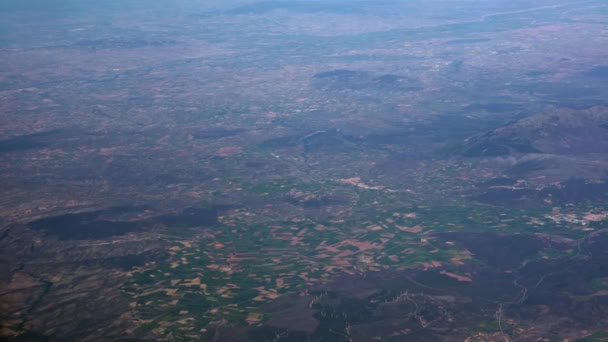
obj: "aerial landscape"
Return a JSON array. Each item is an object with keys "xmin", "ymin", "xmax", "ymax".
[{"xmin": 1, "ymin": 0, "xmax": 608, "ymax": 341}]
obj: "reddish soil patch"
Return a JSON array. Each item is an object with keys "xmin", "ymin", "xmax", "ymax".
[
  {"xmin": 216, "ymin": 146, "xmax": 243, "ymax": 156},
  {"xmin": 397, "ymin": 225, "xmax": 422, "ymax": 233},
  {"xmin": 440, "ymin": 270, "xmax": 472, "ymax": 282}
]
